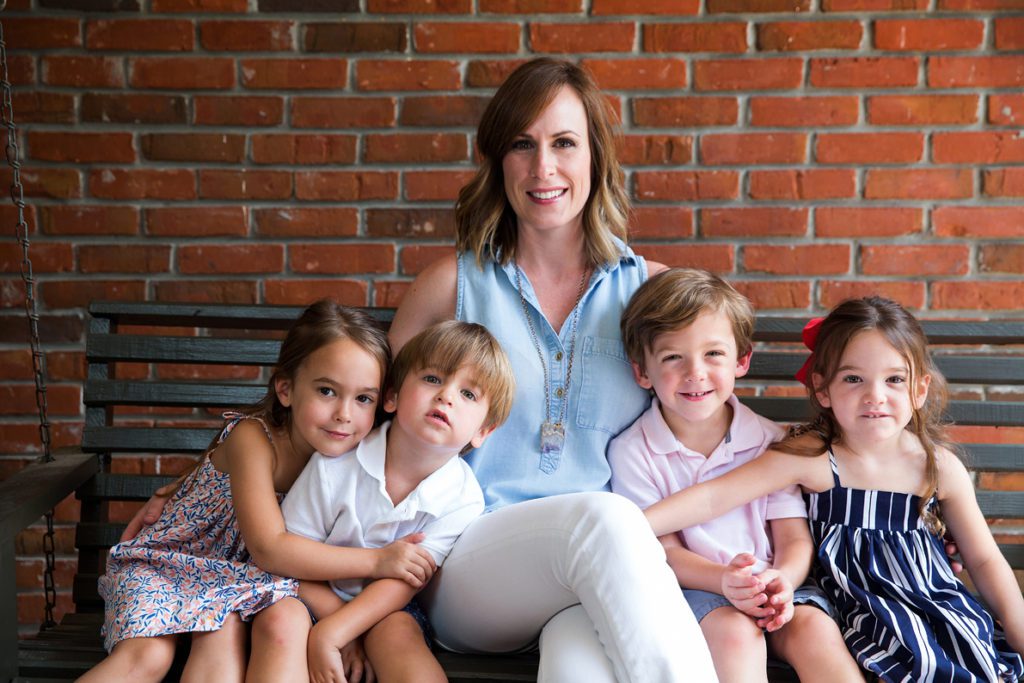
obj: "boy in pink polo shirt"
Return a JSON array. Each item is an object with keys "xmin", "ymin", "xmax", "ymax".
[{"xmin": 609, "ymin": 269, "xmax": 861, "ymax": 683}]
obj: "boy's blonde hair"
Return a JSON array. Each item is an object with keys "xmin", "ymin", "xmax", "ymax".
[
  {"xmin": 390, "ymin": 321, "xmax": 516, "ymax": 432},
  {"xmin": 621, "ymin": 268, "xmax": 755, "ymax": 368}
]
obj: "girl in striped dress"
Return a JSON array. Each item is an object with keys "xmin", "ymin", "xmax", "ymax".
[{"xmin": 646, "ymin": 297, "xmax": 1024, "ymax": 682}]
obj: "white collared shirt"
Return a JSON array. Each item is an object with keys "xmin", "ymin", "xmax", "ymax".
[{"xmin": 281, "ymin": 421, "xmax": 484, "ymax": 600}]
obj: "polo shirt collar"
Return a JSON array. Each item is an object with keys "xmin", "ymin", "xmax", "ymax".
[
  {"xmin": 355, "ymin": 420, "xmax": 464, "ymax": 517},
  {"xmin": 641, "ymin": 395, "xmax": 763, "ymax": 459}
]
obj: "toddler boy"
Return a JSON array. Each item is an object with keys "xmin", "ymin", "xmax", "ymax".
[{"xmin": 282, "ymin": 320, "xmax": 515, "ymax": 683}]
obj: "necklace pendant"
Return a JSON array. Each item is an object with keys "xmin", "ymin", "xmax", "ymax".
[{"xmin": 540, "ymin": 421, "xmax": 565, "ymax": 456}]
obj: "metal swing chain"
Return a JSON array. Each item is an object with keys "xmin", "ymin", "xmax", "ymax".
[{"xmin": 1, "ymin": 18, "xmax": 59, "ymax": 630}]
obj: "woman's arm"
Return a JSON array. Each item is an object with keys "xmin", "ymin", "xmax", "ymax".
[
  {"xmin": 938, "ymin": 450, "xmax": 1024, "ymax": 654},
  {"xmin": 226, "ymin": 421, "xmax": 435, "ymax": 586},
  {"xmin": 645, "ymin": 449, "xmax": 816, "ymax": 537},
  {"xmin": 646, "ymin": 260, "xmax": 668, "ymax": 277},
  {"xmin": 388, "ymin": 254, "xmax": 458, "ymax": 352}
]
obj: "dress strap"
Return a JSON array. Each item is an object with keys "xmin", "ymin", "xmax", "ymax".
[
  {"xmin": 217, "ymin": 410, "xmax": 275, "ymax": 446},
  {"xmin": 826, "ymin": 447, "xmax": 842, "ymax": 487}
]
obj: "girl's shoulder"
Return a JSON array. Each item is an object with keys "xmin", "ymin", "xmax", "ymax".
[
  {"xmin": 219, "ymin": 412, "xmax": 274, "ymax": 441},
  {"xmin": 210, "ymin": 414, "xmax": 278, "ymax": 473},
  {"xmin": 758, "ymin": 443, "xmax": 834, "ymax": 493},
  {"xmin": 934, "ymin": 444, "xmax": 972, "ymax": 501}
]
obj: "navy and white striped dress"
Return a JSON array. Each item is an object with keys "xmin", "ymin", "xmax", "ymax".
[{"xmin": 807, "ymin": 451, "xmax": 1024, "ymax": 682}]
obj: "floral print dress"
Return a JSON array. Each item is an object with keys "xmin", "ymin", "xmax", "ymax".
[{"xmin": 99, "ymin": 413, "xmax": 298, "ymax": 652}]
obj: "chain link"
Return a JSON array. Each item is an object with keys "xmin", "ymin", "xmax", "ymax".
[{"xmin": 1, "ymin": 18, "xmax": 59, "ymax": 630}]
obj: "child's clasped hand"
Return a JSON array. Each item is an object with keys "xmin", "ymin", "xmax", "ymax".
[
  {"xmin": 372, "ymin": 532, "xmax": 437, "ymax": 588},
  {"xmin": 720, "ymin": 553, "xmax": 795, "ymax": 632}
]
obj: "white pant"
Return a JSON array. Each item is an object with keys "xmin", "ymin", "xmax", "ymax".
[{"xmin": 422, "ymin": 492, "xmax": 718, "ymax": 683}]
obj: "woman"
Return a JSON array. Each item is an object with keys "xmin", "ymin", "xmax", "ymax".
[{"xmin": 390, "ymin": 58, "xmax": 716, "ymax": 683}]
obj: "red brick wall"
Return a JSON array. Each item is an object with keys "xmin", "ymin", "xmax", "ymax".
[{"xmin": 2, "ymin": 2, "xmax": 1023, "ymax": 633}]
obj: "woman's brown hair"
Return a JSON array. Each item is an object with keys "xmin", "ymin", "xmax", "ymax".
[
  {"xmin": 456, "ymin": 57, "xmax": 630, "ymax": 269},
  {"xmin": 776, "ymin": 297, "xmax": 952, "ymax": 533}
]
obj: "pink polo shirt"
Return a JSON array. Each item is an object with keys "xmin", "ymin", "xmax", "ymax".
[{"xmin": 609, "ymin": 395, "xmax": 806, "ymax": 574}]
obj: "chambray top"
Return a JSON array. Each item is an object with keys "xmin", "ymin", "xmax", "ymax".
[{"xmin": 456, "ymin": 240, "xmax": 651, "ymax": 510}]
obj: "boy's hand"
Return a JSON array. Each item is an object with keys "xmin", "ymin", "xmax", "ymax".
[
  {"xmin": 308, "ymin": 623, "xmax": 349, "ymax": 683},
  {"xmin": 754, "ymin": 569, "xmax": 795, "ymax": 632},
  {"xmin": 340, "ymin": 637, "xmax": 375, "ymax": 683},
  {"xmin": 721, "ymin": 553, "xmax": 773, "ymax": 618},
  {"xmin": 371, "ymin": 533, "xmax": 436, "ymax": 588}
]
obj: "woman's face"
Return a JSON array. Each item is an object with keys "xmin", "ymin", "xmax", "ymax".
[{"xmin": 502, "ymin": 85, "xmax": 592, "ymax": 239}]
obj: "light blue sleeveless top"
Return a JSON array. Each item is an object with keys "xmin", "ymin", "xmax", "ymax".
[{"xmin": 456, "ymin": 240, "xmax": 652, "ymax": 510}]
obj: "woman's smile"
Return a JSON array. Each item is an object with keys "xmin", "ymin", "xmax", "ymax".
[{"xmin": 502, "ymin": 85, "xmax": 592, "ymax": 236}]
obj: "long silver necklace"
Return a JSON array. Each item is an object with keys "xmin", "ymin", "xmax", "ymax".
[{"xmin": 514, "ymin": 260, "xmax": 589, "ymax": 457}]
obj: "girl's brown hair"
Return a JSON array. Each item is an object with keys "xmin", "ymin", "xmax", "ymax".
[
  {"xmin": 252, "ymin": 299, "xmax": 391, "ymax": 429},
  {"xmin": 164, "ymin": 300, "xmax": 390, "ymax": 496},
  {"xmin": 776, "ymin": 297, "xmax": 952, "ymax": 533},
  {"xmin": 456, "ymin": 57, "xmax": 630, "ymax": 269}
]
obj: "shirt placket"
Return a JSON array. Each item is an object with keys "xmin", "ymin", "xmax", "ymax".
[{"xmin": 541, "ymin": 323, "xmax": 567, "ymax": 474}]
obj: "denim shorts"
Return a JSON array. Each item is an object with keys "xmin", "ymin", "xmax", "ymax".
[
  {"xmin": 402, "ymin": 598, "xmax": 434, "ymax": 647},
  {"xmin": 683, "ymin": 583, "xmax": 835, "ymax": 624}
]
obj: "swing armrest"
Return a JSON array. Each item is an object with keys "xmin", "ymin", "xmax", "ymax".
[
  {"xmin": 0, "ymin": 451, "xmax": 99, "ymax": 542},
  {"xmin": 0, "ymin": 451, "xmax": 98, "ymax": 681}
]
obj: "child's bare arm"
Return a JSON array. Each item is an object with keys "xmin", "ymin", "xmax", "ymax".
[
  {"xmin": 766, "ymin": 517, "xmax": 814, "ymax": 590},
  {"xmin": 939, "ymin": 451, "xmax": 1024, "ymax": 654},
  {"xmin": 754, "ymin": 517, "xmax": 815, "ymax": 632},
  {"xmin": 308, "ymin": 579, "xmax": 417, "ymax": 682},
  {"xmin": 645, "ymin": 449, "xmax": 811, "ymax": 537},
  {"xmin": 298, "ymin": 582, "xmax": 346, "ymax": 622},
  {"xmin": 660, "ymin": 521, "xmax": 777, "ymax": 620},
  {"xmin": 225, "ymin": 423, "xmax": 435, "ymax": 586},
  {"xmin": 660, "ymin": 533, "xmax": 729, "ymax": 593},
  {"xmin": 119, "ymin": 477, "xmax": 185, "ymax": 542}
]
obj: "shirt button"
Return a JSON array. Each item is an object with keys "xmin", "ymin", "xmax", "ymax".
[
  {"xmin": 556, "ymin": 388, "xmax": 564, "ymax": 398},
  {"xmin": 555, "ymin": 351, "xmax": 563, "ymax": 361}
]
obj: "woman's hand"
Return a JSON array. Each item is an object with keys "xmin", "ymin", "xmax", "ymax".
[
  {"xmin": 371, "ymin": 533, "xmax": 437, "ymax": 588},
  {"xmin": 118, "ymin": 484, "xmax": 175, "ymax": 542}
]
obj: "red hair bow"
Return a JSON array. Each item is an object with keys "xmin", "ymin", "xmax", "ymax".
[{"xmin": 794, "ymin": 317, "xmax": 825, "ymax": 387}]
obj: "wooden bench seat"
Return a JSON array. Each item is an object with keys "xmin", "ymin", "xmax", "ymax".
[{"xmin": 2, "ymin": 301, "xmax": 1022, "ymax": 682}]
